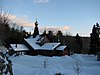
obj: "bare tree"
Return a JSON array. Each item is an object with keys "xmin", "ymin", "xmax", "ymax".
[
  {"xmin": 0, "ymin": 0, "xmax": 11, "ymax": 42},
  {"xmin": 20, "ymin": 26, "xmax": 23, "ymax": 31},
  {"xmin": 65, "ymin": 31, "xmax": 72, "ymax": 36}
]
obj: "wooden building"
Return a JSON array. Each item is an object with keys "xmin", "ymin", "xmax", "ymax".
[
  {"xmin": 9, "ymin": 44, "xmax": 29, "ymax": 55},
  {"xmin": 8, "ymin": 19, "xmax": 70, "ymax": 56},
  {"xmin": 23, "ymin": 35, "xmax": 70, "ymax": 56},
  {"xmin": 55, "ymin": 46, "xmax": 70, "ymax": 56}
]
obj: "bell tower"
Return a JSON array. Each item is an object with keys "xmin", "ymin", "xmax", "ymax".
[{"xmin": 33, "ymin": 18, "xmax": 39, "ymax": 38}]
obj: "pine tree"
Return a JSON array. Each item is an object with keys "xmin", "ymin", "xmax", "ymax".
[
  {"xmin": 56, "ymin": 30, "xmax": 63, "ymax": 42},
  {"xmin": 74, "ymin": 33, "xmax": 83, "ymax": 53},
  {"xmin": 48, "ymin": 30, "xmax": 53, "ymax": 42},
  {"xmin": 89, "ymin": 23, "xmax": 100, "ymax": 55}
]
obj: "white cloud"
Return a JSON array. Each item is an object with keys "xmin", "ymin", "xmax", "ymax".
[
  {"xmin": 33, "ymin": 0, "xmax": 49, "ymax": 3},
  {"xmin": 39, "ymin": 26, "xmax": 71, "ymax": 34},
  {"xmin": 8, "ymin": 14, "xmax": 35, "ymax": 27},
  {"xmin": 5, "ymin": 14, "xmax": 71, "ymax": 34}
]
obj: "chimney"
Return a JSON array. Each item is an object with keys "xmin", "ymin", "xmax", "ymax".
[{"xmin": 15, "ymin": 43, "xmax": 17, "ymax": 48}]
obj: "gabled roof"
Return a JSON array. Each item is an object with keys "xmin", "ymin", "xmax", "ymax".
[
  {"xmin": 10, "ymin": 44, "xmax": 29, "ymax": 51},
  {"xmin": 24, "ymin": 35, "xmax": 41, "ymax": 50},
  {"xmin": 24, "ymin": 35, "xmax": 61, "ymax": 50}
]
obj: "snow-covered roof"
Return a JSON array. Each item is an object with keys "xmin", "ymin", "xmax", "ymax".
[
  {"xmin": 25, "ymin": 35, "xmax": 61, "ymax": 50},
  {"xmin": 24, "ymin": 35, "xmax": 41, "ymax": 50},
  {"xmin": 10, "ymin": 44, "xmax": 29, "ymax": 51},
  {"xmin": 56, "ymin": 46, "xmax": 67, "ymax": 51},
  {"xmin": 40, "ymin": 43, "xmax": 60, "ymax": 50}
]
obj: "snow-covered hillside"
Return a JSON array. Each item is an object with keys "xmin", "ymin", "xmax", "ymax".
[{"xmin": 9, "ymin": 54, "xmax": 100, "ymax": 75}]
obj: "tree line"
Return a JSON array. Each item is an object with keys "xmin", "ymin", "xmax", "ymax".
[
  {"xmin": 0, "ymin": 12, "xmax": 84, "ymax": 53},
  {"xmin": 0, "ymin": 10, "xmax": 30, "ymax": 48},
  {"xmin": 0, "ymin": 11, "xmax": 86, "ymax": 54}
]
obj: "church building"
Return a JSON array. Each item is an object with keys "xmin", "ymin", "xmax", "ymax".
[{"xmin": 9, "ymin": 19, "xmax": 70, "ymax": 56}]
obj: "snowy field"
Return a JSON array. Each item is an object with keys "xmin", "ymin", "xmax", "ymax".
[{"xmin": 9, "ymin": 54, "xmax": 100, "ymax": 75}]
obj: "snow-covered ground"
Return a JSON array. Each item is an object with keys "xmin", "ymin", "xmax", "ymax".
[{"xmin": 9, "ymin": 54, "xmax": 100, "ymax": 75}]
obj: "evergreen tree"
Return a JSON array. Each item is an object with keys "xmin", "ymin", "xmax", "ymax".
[
  {"xmin": 48, "ymin": 30, "xmax": 53, "ymax": 42},
  {"xmin": 56, "ymin": 30, "xmax": 63, "ymax": 42},
  {"xmin": 89, "ymin": 23, "xmax": 100, "ymax": 55},
  {"xmin": 74, "ymin": 33, "xmax": 83, "ymax": 53}
]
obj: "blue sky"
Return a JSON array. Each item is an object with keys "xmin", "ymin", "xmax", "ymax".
[{"xmin": 2, "ymin": 0, "xmax": 100, "ymax": 36}]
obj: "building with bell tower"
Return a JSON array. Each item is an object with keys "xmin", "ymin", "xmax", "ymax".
[{"xmin": 33, "ymin": 18, "xmax": 39, "ymax": 38}]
